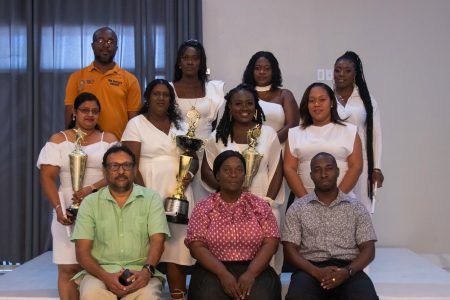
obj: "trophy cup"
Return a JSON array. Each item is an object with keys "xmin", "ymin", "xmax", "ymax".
[
  {"xmin": 242, "ymin": 124, "xmax": 263, "ymax": 189},
  {"xmin": 67, "ymin": 128, "xmax": 88, "ymax": 220},
  {"xmin": 164, "ymin": 108, "xmax": 204, "ymax": 224}
]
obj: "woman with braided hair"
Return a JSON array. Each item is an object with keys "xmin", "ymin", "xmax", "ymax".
[{"xmin": 334, "ymin": 51, "xmax": 384, "ymax": 212}]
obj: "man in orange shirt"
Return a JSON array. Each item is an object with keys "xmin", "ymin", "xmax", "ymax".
[{"xmin": 64, "ymin": 27, "xmax": 141, "ymax": 139}]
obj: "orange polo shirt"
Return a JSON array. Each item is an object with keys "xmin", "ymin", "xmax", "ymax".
[{"xmin": 64, "ymin": 63, "xmax": 141, "ymax": 139}]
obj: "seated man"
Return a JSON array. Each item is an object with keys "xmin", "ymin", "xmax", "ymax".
[
  {"xmin": 282, "ymin": 152, "xmax": 378, "ymax": 300},
  {"xmin": 71, "ymin": 145, "xmax": 170, "ymax": 299}
]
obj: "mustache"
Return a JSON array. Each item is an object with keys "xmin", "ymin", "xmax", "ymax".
[{"xmin": 114, "ymin": 175, "xmax": 129, "ymax": 180}]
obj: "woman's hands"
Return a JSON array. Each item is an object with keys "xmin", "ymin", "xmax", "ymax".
[
  {"xmin": 55, "ymin": 206, "xmax": 73, "ymax": 225},
  {"xmin": 72, "ymin": 185, "xmax": 95, "ymax": 204},
  {"xmin": 372, "ymin": 168, "xmax": 384, "ymax": 188},
  {"xmin": 218, "ymin": 270, "xmax": 257, "ymax": 300}
]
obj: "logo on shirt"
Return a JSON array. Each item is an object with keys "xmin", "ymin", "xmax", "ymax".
[{"xmin": 108, "ymin": 79, "xmax": 122, "ymax": 86}]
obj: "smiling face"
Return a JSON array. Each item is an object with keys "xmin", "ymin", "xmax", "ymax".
[
  {"xmin": 75, "ymin": 100, "xmax": 100, "ymax": 130},
  {"xmin": 147, "ymin": 83, "xmax": 171, "ymax": 117},
  {"xmin": 228, "ymin": 89, "xmax": 256, "ymax": 124},
  {"xmin": 307, "ymin": 86, "xmax": 332, "ymax": 126},
  {"xmin": 179, "ymin": 46, "xmax": 201, "ymax": 78},
  {"xmin": 91, "ymin": 28, "xmax": 118, "ymax": 65},
  {"xmin": 215, "ymin": 156, "xmax": 245, "ymax": 194},
  {"xmin": 334, "ymin": 59, "xmax": 356, "ymax": 90},
  {"xmin": 253, "ymin": 56, "xmax": 273, "ymax": 87}
]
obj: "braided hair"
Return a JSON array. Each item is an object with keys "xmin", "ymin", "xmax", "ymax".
[
  {"xmin": 215, "ymin": 83, "xmax": 266, "ymax": 146},
  {"xmin": 139, "ymin": 79, "xmax": 182, "ymax": 130},
  {"xmin": 335, "ymin": 51, "xmax": 375, "ymax": 199}
]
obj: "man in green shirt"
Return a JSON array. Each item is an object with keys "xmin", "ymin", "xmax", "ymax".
[{"xmin": 72, "ymin": 145, "xmax": 170, "ymax": 299}]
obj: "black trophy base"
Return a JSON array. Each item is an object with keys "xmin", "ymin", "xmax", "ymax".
[
  {"xmin": 66, "ymin": 207, "xmax": 78, "ymax": 221},
  {"xmin": 166, "ymin": 214, "xmax": 189, "ymax": 225},
  {"xmin": 165, "ymin": 197, "xmax": 189, "ymax": 225}
]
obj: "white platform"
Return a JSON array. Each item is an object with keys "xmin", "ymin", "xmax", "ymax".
[{"xmin": 1, "ymin": 248, "xmax": 450, "ymax": 299}]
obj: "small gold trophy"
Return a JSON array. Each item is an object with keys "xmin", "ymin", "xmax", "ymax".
[
  {"xmin": 164, "ymin": 108, "xmax": 204, "ymax": 224},
  {"xmin": 67, "ymin": 128, "xmax": 88, "ymax": 220},
  {"xmin": 242, "ymin": 124, "xmax": 263, "ymax": 189}
]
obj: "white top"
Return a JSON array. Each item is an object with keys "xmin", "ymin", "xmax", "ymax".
[
  {"xmin": 259, "ymin": 99, "xmax": 285, "ymax": 133},
  {"xmin": 288, "ymin": 122, "xmax": 357, "ymax": 194},
  {"xmin": 337, "ymin": 87, "xmax": 382, "ymax": 168},
  {"xmin": 121, "ymin": 115, "xmax": 195, "ymax": 266}
]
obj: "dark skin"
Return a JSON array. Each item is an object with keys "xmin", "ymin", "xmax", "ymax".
[
  {"xmin": 75, "ymin": 151, "xmax": 165, "ymax": 297},
  {"xmin": 201, "ymin": 90, "xmax": 283, "ymax": 200},
  {"xmin": 283, "ymin": 154, "xmax": 375, "ymax": 290},
  {"xmin": 334, "ymin": 58, "xmax": 384, "ymax": 188},
  {"xmin": 173, "ymin": 46, "xmax": 205, "ymax": 99},
  {"xmin": 190, "ymin": 156, "xmax": 279, "ymax": 299},
  {"xmin": 253, "ymin": 57, "xmax": 299, "ymax": 143}
]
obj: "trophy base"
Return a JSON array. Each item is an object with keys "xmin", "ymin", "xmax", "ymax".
[
  {"xmin": 164, "ymin": 197, "xmax": 189, "ymax": 225},
  {"xmin": 66, "ymin": 207, "xmax": 78, "ymax": 221}
]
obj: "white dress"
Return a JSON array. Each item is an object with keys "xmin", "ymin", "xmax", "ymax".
[
  {"xmin": 36, "ymin": 132, "xmax": 113, "ymax": 264},
  {"xmin": 288, "ymin": 122, "xmax": 358, "ymax": 196},
  {"xmin": 121, "ymin": 115, "xmax": 195, "ymax": 266},
  {"xmin": 172, "ymin": 80, "xmax": 225, "ymax": 204},
  {"xmin": 259, "ymin": 99, "xmax": 285, "ymax": 134},
  {"xmin": 337, "ymin": 87, "xmax": 382, "ymax": 211},
  {"xmin": 204, "ymin": 125, "xmax": 285, "ymax": 273}
]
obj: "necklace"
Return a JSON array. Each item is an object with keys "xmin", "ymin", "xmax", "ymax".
[{"xmin": 255, "ymin": 85, "xmax": 271, "ymax": 92}]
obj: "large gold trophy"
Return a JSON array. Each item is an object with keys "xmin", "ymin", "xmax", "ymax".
[
  {"xmin": 242, "ymin": 124, "xmax": 263, "ymax": 189},
  {"xmin": 164, "ymin": 108, "xmax": 204, "ymax": 224},
  {"xmin": 66, "ymin": 128, "xmax": 88, "ymax": 220}
]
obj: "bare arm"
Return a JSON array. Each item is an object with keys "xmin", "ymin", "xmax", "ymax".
[
  {"xmin": 64, "ymin": 105, "xmax": 74, "ymax": 129},
  {"xmin": 277, "ymin": 90, "xmax": 299, "ymax": 143},
  {"xmin": 127, "ymin": 111, "xmax": 138, "ymax": 120},
  {"xmin": 338, "ymin": 134, "xmax": 363, "ymax": 193},
  {"xmin": 76, "ymin": 239, "xmax": 127, "ymax": 297},
  {"xmin": 121, "ymin": 141, "xmax": 145, "ymax": 186},
  {"xmin": 189, "ymin": 241, "xmax": 240, "ymax": 299},
  {"xmin": 283, "ymin": 140, "xmax": 308, "ymax": 197},
  {"xmin": 266, "ymin": 156, "xmax": 283, "ymax": 200},
  {"xmin": 201, "ymin": 152, "xmax": 219, "ymax": 191}
]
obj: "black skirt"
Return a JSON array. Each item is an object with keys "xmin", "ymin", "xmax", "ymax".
[{"xmin": 188, "ymin": 261, "xmax": 281, "ymax": 300}]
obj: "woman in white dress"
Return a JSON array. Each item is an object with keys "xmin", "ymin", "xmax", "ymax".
[
  {"xmin": 201, "ymin": 83, "xmax": 285, "ymax": 274},
  {"xmin": 242, "ymin": 51, "xmax": 299, "ymax": 144},
  {"xmin": 284, "ymin": 82, "xmax": 363, "ymax": 198},
  {"xmin": 334, "ymin": 51, "xmax": 384, "ymax": 211},
  {"xmin": 121, "ymin": 79, "xmax": 197, "ymax": 300},
  {"xmin": 172, "ymin": 40, "xmax": 225, "ymax": 204},
  {"xmin": 37, "ymin": 93, "xmax": 117, "ymax": 300}
]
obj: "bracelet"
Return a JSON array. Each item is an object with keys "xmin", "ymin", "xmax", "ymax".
[
  {"xmin": 188, "ymin": 171, "xmax": 195, "ymax": 178},
  {"xmin": 54, "ymin": 204, "xmax": 61, "ymax": 210},
  {"xmin": 89, "ymin": 184, "xmax": 98, "ymax": 193}
]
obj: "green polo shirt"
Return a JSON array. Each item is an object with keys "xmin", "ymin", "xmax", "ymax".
[{"xmin": 71, "ymin": 184, "xmax": 170, "ymax": 280}]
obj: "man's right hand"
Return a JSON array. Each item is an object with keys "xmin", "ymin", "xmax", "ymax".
[
  {"xmin": 102, "ymin": 271, "xmax": 128, "ymax": 297},
  {"xmin": 312, "ymin": 266, "xmax": 336, "ymax": 283}
]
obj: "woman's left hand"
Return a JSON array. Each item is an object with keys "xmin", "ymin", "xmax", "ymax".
[
  {"xmin": 237, "ymin": 271, "xmax": 255, "ymax": 299},
  {"xmin": 72, "ymin": 186, "xmax": 92, "ymax": 204},
  {"xmin": 182, "ymin": 172, "xmax": 194, "ymax": 189},
  {"xmin": 372, "ymin": 169, "xmax": 384, "ymax": 188}
]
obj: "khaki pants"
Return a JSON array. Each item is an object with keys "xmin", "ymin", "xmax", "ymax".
[{"xmin": 79, "ymin": 273, "xmax": 162, "ymax": 300}]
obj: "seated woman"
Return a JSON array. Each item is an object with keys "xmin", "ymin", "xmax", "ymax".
[
  {"xmin": 185, "ymin": 150, "xmax": 281, "ymax": 300},
  {"xmin": 284, "ymin": 82, "xmax": 363, "ymax": 198}
]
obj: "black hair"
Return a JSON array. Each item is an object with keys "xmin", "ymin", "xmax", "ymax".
[
  {"xmin": 242, "ymin": 51, "xmax": 282, "ymax": 90},
  {"xmin": 335, "ymin": 51, "xmax": 375, "ymax": 199},
  {"xmin": 139, "ymin": 79, "xmax": 182, "ymax": 130},
  {"xmin": 299, "ymin": 82, "xmax": 345, "ymax": 129},
  {"xmin": 213, "ymin": 150, "xmax": 246, "ymax": 178},
  {"xmin": 173, "ymin": 39, "xmax": 208, "ymax": 85},
  {"xmin": 92, "ymin": 26, "xmax": 117, "ymax": 42},
  {"xmin": 311, "ymin": 152, "xmax": 338, "ymax": 169},
  {"xmin": 68, "ymin": 92, "xmax": 101, "ymax": 130},
  {"xmin": 215, "ymin": 83, "xmax": 266, "ymax": 146},
  {"xmin": 102, "ymin": 144, "xmax": 136, "ymax": 167}
]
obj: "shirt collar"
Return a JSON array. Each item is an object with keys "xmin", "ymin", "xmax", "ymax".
[
  {"xmin": 307, "ymin": 190, "xmax": 352, "ymax": 207},
  {"xmin": 88, "ymin": 62, "xmax": 120, "ymax": 74},
  {"xmin": 100, "ymin": 184, "xmax": 144, "ymax": 206}
]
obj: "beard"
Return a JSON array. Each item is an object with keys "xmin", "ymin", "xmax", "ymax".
[
  {"xmin": 95, "ymin": 53, "xmax": 115, "ymax": 65},
  {"xmin": 109, "ymin": 175, "xmax": 133, "ymax": 193}
]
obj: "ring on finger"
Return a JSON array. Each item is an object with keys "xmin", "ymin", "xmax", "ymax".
[{"xmin": 332, "ymin": 278, "xmax": 336, "ymax": 282}]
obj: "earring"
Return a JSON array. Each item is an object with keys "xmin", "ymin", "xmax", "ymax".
[
  {"xmin": 254, "ymin": 109, "xmax": 258, "ymax": 119},
  {"xmin": 72, "ymin": 114, "xmax": 76, "ymax": 121}
]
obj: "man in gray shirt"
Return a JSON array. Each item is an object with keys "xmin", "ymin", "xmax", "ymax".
[{"xmin": 282, "ymin": 152, "xmax": 378, "ymax": 299}]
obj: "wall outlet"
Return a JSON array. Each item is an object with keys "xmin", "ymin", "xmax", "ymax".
[
  {"xmin": 326, "ymin": 69, "xmax": 333, "ymax": 80},
  {"xmin": 317, "ymin": 69, "xmax": 325, "ymax": 80}
]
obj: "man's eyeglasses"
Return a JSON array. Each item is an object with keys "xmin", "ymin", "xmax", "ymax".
[
  {"xmin": 78, "ymin": 108, "xmax": 100, "ymax": 115},
  {"xmin": 105, "ymin": 162, "xmax": 135, "ymax": 171},
  {"xmin": 94, "ymin": 38, "xmax": 116, "ymax": 47}
]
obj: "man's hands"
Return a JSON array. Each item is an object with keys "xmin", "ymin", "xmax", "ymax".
[
  {"xmin": 103, "ymin": 269, "xmax": 151, "ymax": 297},
  {"xmin": 312, "ymin": 266, "xmax": 350, "ymax": 290}
]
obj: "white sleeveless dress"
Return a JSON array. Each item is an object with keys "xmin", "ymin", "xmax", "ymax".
[
  {"xmin": 36, "ymin": 132, "xmax": 114, "ymax": 264},
  {"xmin": 172, "ymin": 80, "xmax": 225, "ymax": 204}
]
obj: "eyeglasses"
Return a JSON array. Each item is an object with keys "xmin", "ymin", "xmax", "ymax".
[
  {"xmin": 78, "ymin": 108, "xmax": 100, "ymax": 115},
  {"xmin": 94, "ymin": 38, "xmax": 116, "ymax": 47},
  {"xmin": 105, "ymin": 162, "xmax": 135, "ymax": 171}
]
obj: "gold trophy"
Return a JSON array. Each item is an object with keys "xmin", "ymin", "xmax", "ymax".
[
  {"xmin": 66, "ymin": 128, "xmax": 88, "ymax": 220},
  {"xmin": 242, "ymin": 124, "xmax": 263, "ymax": 189},
  {"xmin": 164, "ymin": 107, "xmax": 204, "ymax": 224}
]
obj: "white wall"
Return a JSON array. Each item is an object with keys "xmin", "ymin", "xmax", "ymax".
[{"xmin": 203, "ymin": 0, "xmax": 450, "ymax": 254}]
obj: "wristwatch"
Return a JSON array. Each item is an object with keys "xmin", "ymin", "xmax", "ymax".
[
  {"xmin": 344, "ymin": 265, "xmax": 354, "ymax": 277},
  {"xmin": 142, "ymin": 263, "xmax": 155, "ymax": 277}
]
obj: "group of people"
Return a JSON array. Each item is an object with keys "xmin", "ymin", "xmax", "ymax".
[{"xmin": 37, "ymin": 26, "xmax": 384, "ymax": 300}]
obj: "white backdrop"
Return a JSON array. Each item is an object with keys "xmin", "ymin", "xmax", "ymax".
[{"xmin": 202, "ymin": 0, "xmax": 450, "ymax": 256}]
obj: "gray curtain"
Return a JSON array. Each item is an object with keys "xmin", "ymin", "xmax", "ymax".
[{"xmin": 0, "ymin": 0, "xmax": 202, "ymax": 263}]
